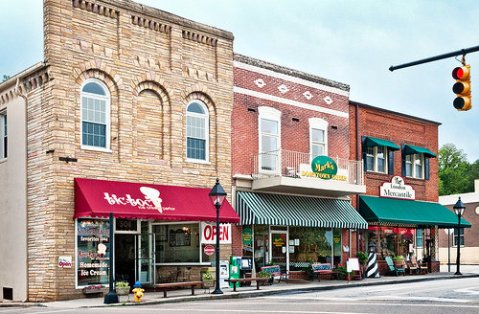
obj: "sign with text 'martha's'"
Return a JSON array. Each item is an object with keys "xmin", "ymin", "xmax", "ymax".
[{"xmin": 380, "ymin": 176, "xmax": 415, "ymax": 200}]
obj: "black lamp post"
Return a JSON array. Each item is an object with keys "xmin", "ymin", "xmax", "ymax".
[
  {"xmin": 453, "ymin": 197, "xmax": 465, "ymax": 276},
  {"xmin": 209, "ymin": 178, "xmax": 227, "ymax": 295},
  {"xmin": 104, "ymin": 213, "xmax": 119, "ymax": 304}
]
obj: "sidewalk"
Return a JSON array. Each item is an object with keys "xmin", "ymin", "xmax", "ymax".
[{"xmin": 2, "ymin": 269, "xmax": 479, "ymax": 309}]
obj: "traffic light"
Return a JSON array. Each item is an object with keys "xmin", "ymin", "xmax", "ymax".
[{"xmin": 452, "ymin": 64, "xmax": 472, "ymax": 111}]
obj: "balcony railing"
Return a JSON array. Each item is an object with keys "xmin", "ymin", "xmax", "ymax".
[{"xmin": 252, "ymin": 149, "xmax": 364, "ymax": 186}]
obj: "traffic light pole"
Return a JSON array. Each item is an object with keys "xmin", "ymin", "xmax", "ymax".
[{"xmin": 389, "ymin": 45, "xmax": 479, "ymax": 72}]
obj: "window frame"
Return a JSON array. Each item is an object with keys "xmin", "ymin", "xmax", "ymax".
[
  {"xmin": 80, "ymin": 79, "xmax": 111, "ymax": 152},
  {"xmin": 366, "ymin": 145, "xmax": 388, "ymax": 174},
  {"xmin": 186, "ymin": 100, "xmax": 209, "ymax": 163},
  {"xmin": 0, "ymin": 110, "xmax": 6, "ymax": 160},
  {"xmin": 309, "ymin": 118, "xmax": 328, "ymax": 159},
  {"xmin": 405, "ymin": 153, "xmax": 424, "ymax": 179},
  {"xmin": 258, "ymin": 106, "xmax": 281, "ymax": 174}
]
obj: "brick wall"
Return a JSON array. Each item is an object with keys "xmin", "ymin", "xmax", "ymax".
[
  {"xmin": 25, "ymin": 0, "xmax": 234, "ymax": 301},
  {"xmin": 349, "ymin": 101, "xmax": 440, "ymax": 204}
]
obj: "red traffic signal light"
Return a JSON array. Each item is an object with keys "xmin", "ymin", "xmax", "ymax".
[{"xmin": 452, "ymin": 65, "xmax": 472, "ymax": 111}]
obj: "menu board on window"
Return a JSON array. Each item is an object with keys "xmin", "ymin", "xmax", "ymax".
[{"xmin": 76, "ymin": 219, "xmax": 110, "ymax": 286}]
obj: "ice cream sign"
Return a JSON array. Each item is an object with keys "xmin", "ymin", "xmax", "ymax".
[
  {"xmin": 103, "ymin": 186, "xmax": 175, "ymax": 213},
  {"xmin": 300, "ymin": 155, "xmax": 347, "ymax": 181}
]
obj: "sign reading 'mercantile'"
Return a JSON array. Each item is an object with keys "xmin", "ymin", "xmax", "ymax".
[{"xmin": 380, "ymin": 176, "xmax": 415, "ymax": 200}]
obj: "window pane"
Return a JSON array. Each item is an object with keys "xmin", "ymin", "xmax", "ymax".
[
  {"xmin": 261, "ymin": 135, "xmax": 278, "ymax": 153},
  {"xmin": 261, "ymin": 119, "xmax": 278, "ymax": 135},
  {"xmin": 187, "ymin": 138, "xmax": 206, "ymax": 160},
  {"xmin": 416, "ymin": 229, "xmax": 423, "ymax": 248},
  {"xmin": 377, "ymin": 146, "xmax": 385, "ymax": 172},
  {"xmin": 187, "ymin": 102, "xmax": 205, "ymax": 114},
  {"xmin": 311, "ymin": 128, "xmax": 324, "ymax": 143},
  {"xmin": 82, "ymin": 82, "xmax": 106, "ymax": 95},
  {"xmin": 312, "ymin": 144, "xmax": 324, "ymax": 157},
  {"xmin": 154, "ymin": 223, "xmax": 200, "ymax": 263},
  {"xmin": 414, "ymin": 155, "xmax": 423, "ymax": 178},
  {"xmin": 405, "ymin": 155, "xmax": 412, "ymax": 177}
]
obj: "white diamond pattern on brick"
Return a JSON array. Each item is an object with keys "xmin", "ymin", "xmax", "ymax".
[
  {"xmin": 254, "ymin": 78, "xmax": 266, "ymax": 88},
  {"xmin": 323, "ymin": 96, "xmax": 333, "ymax": 105},
  {"xmin": 278, "ymin": 84, "xmax": 289, "ymax": 94},
  {"xmin": 303, "ymin": 91, "xmax": 313, "ymax": 100}
]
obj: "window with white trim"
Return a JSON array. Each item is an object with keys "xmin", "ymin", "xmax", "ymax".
[
  {"xmin": 0, "ymin": 111, "xmax": 6, "ymax": 159},
  {"xmin": 81, "ymin": 80, "xmax": 110, "ymax": 150},
  {"xmin": 309, "ymin": 118, "xmax": 328, "ymax": 158},
  {"xmin": 366, "ymin": 146, "xmax": 387, "ymax": 173},
  {"xmin": 405, "ymin": 154, "xmax": 424, "ymax": 179},
  {"xmin": 258, "ymin": 107, "xmax": 281, "ymax": 172},
  {"xmin": 186, "ymin": 100, "xmax": 209, "ymax": 162}
]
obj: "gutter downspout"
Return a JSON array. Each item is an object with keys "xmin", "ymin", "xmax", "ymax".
[{"xmin": 355, "ymin": 102, "xmax": 361, "ymax": 253}]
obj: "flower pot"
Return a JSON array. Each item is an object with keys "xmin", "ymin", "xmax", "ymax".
[{"xmin": 116, "ymin": 287, "xmax": 130, "ymax": 295}]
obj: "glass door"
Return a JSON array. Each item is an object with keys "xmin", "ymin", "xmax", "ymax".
[
  {"xmin": 136, "ymin": 232, "xmax": 154, "ymax": 285},
  {"xmin": 270, "ymin": 230, "xmax": 288, "ymax": 272}
]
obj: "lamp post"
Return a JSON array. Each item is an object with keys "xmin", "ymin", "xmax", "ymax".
[
  {"xmin": 209, "ymin": 178, "xmax": 226, "ymax": 295},
  {"xmin": 453, "ymin": 197, "xmax": 465, "ymax": 276}
]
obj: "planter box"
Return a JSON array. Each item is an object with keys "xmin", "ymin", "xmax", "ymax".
[{"xmin": 116, "ymin": 287, "xmax": 130, "ymax": 296}]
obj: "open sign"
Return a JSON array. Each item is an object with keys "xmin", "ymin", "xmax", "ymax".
[{"xmin": 201, "ymin": 223, "xmax": 232, "ymax": 244}]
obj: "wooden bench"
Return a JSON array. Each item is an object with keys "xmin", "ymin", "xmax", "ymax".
[
  {"xmin": 153, "ymin": 281, "xmax": 203, "ymax": 298},
  {"xmin": 311, "ymin": 263, "xmax": 337, "ymax": 281},
  {"xmin": 260, "ymin": 265, "xmax": 286, "ymax": 283},
  {"xmin": 228, "ymin": 277, "xmax": 270, "ymax": 292}
]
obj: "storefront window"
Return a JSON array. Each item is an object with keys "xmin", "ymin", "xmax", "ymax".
[
  {"xmin": 76, "ymin": 219, "xmax": 110, "ymax": 287},
  {"xmin": 367, "ymin": 226, "xmax": 415, "ymax": 259},
  {"xmin": 154, "ymin": 223, "xmax": 200, "ymax": 263},
  {"xmin": 289, "ymin": 227, "xmax": 333, "ymax": 266},
  {"xmin": 253, "ymin": 225, "xmax": 269, "ymax": 270},
  {"xmin": 416, "ymin": 229, "xmax": 423, "ymax": 248}
]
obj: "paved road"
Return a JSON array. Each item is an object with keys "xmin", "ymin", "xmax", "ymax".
[{"xmin": 2, "ymin": 277, "xmax": 479, "ymax": 314}]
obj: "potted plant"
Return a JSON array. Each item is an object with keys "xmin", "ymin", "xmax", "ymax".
[
  {"xmin": 334, "ymin": 265, "xmax": 348, "ymax": 280},
  {"xmin": 257, "ymin": 270, "xmax": 273, "ymax": 285},
  {"xmin": 356, "ymin": 251, "xmax": 368, "ymax": 278},
  {"xmin": 115, "ymin": 281, "xmax": 130, "ymax": 295},
  {"xmin": 393, "ymin": 255, "xmax": 406, "ymax": 268},
  {"xmin": 201, "ymin": 269, "xmax": 215, "ymax": 288}
]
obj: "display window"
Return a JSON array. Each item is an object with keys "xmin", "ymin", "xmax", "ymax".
[{"xmin": 76, "ymin": 219, "xmax": 110, "ymax": 287}]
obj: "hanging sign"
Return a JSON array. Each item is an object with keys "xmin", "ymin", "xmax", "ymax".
[
  {"xmin": 380, "ymin": 176, "xmax": 415, "ymax": 200},
  {"xmin": 201, "ymin": 223, "xmax": 232, "ymax": 244},
  {"xmin": 242, "ymin": 227, "xmax": 253, "ymax": 246},
  {"xmin": 299, "ymin": 155, "xmax": 347, "ymax": 181}
]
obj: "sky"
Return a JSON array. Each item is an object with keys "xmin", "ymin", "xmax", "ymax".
[{"xmin": 1, "ymin": 0, "xmax": 479, "ymax": 161}]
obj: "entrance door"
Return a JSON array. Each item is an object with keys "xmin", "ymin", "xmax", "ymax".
[
  {"xmin": 136, "ymin": 233, "xmax": 154, "ymax": 285},
  {"xmin": 115, "ymin": 234, "xmax": 136, "ymax": 287},
  {"xmin": 270, "ymin": 231, "xmax": 288, "ymax": 271}
]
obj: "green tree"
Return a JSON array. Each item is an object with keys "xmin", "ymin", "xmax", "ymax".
[{"xmin": 438, "ymin": 143, "xmax": 473, "ymax": 195}]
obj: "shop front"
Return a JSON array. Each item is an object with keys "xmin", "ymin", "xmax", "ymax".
[
  {"xmin": 359, "ymin": 192, "xmax": 471, "ymax": 274},
  {"xmin": 236, "ymin": 191, "xmax": 368, "ymax": 278},
  {"xmin": 74, "ymin": 178, "xmax": 239, "ymax": 290}
]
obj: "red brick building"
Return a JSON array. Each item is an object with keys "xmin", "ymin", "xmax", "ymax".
[
  {"xmin": 349, "ymin": 101, "xmax": 470, "ymax": 274},
  {"xmin": 231, "ymin": 54, "xmax": 368, "ymax": 277}
]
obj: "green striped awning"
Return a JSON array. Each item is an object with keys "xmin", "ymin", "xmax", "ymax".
[
  {"xmin": 236, "ymin": 191, "xmax": 368, "ymax": 229},
  {"xmin": 403, "ymin": 144, "xmax": 436, "ymax": 158},
  {"xmin": 359, "ymin": 195, "xmax": 471, "ymax": 228},
  {"xmin": 364, "ymin": 136, "xmax": 400, "ymax": 150}
]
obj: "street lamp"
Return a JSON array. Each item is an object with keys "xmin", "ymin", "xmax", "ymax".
[
  {"xmin": 209, "ymin": 178, "xmax": 227, "ymax": 295},
  {"xmin": 453, "ymin": 197, "xmax": 465, "ymax": 276}
]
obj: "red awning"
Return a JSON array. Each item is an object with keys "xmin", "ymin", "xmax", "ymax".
[{"xmin": 74, "ymin": 178, "xmax": 240, "ymax": 223}]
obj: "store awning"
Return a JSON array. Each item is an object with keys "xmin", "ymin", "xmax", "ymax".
[
  {"xmin": 74, "ymin": 178, "xmax": 240, "ymax": 223},
  {"xmin": 236, "ymin": 191, "xmax": 368, "ymax": 229},
  {"xmin": 359, "ymin": 195, "xmax": 470, "ymax": 228},
  {"xmin": 364, "ymin": 136, "xmax": 400, "ymax": 150},
  {"xmin": 403, "ymin": 144, "xmax": 436, "ymax": 158}
]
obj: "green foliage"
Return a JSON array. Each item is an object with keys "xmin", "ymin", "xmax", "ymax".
[
  {"xmin": 438, "ymin": 143, "xmax": 478, "ymax": 195},
  {"xmin": 115, "ymin": 281, "xmax": 130, "ymax": 288},
  {"xmin": 201, "ymin": 269, "xmax": 213, "ymax": 281},
  {"xmin": 356, "ymin": 251, "xmax": 368, "ymax": 266},
  {"xmin": 257, "ymin": 271, "xmax": 272, "ymax": 278}
]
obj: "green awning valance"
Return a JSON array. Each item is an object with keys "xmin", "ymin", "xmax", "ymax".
[
  {"xmin": 359, "ymin": 195, "xmax": 470, "ymax": 228},
  {"xmin": 364, "ymin": 136, "xmax": 400, "ymax": 150},
  {"xmin": 403, "ymin": 144, "xmax": 436, "ymax": 158},
  {"xmin": 236, "ymin": 191, "xmax": 368, "ymax": 229}
]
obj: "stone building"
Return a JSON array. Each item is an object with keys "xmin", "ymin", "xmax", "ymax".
[{"xmin": 0, "ymin": 0, "xmax": 237, "ymax": 301}]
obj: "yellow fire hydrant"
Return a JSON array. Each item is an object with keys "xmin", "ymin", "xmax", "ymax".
[{"xmin": 132, "ymin": 281, "xmax": 144, "ymax": 303}]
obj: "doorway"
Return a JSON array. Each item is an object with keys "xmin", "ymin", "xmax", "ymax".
[
  {"xmin": 270, "ymin": 230, "xmax": 288, "ymax": 271},
  {"xmin": 115, "ymin": 234, "xmax": 136, "ymax": 287}
]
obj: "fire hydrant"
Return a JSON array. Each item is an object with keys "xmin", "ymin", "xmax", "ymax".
[{"xmin": 132, "ymin": 281, "xmax": 144, "ymax": 303}]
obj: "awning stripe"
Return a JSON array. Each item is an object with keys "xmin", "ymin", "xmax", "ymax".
[
  {"xmin": 359, "ymin": 195, "xmax": 471, "ymax": 228},
  {"xmin": 403, "ymin": 144, "xmax": 437, "ymax": 158},
  {"xmin": 236, "ymin": 191, "xmax": 368, "ymax": 229},
  {"xmin": 364, "ymin": 136, "xmax": 400, "ymax": 151}
]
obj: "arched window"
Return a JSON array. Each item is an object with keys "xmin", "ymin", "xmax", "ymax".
[
  {"xmin": 186, "ymin": 100, "xmax": 209, "ymax": 161},
  {"xmin": 81, "ymin": 79, "xmax": 110, "ymax": 150}
]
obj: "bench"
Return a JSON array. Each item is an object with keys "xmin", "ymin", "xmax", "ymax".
[
  {"xmin": 153, "ymin": 281, "xmax": 203, "ymax": 298},
  {"xmin": 228, "ymin": 277, "xmax": 270, "ymax": 292},
  {"xmin": 260, "ymin": 265, "xmax": 286, "ymax": 283},
  {"xmin": 311, "ymin": 263, "xmax": 337, "ymax": 281}
]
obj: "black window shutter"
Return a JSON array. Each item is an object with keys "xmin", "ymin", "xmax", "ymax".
[
  {"xmin": 361, "ymin": 136, "xmax": 367, "ymax": 171},
  {"xmin": 401, "ymin": 144, "xmax": 406, "ymax": 177},
  {"xmin": 425, "ymin": 157, "xmax": 430, "ymax": 180},
  {"xmin": 388, "ymin": 149, "xmax": 394, "ymax": 175}
]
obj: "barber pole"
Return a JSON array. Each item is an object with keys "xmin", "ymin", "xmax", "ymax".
[{"xmin": 366, "ymin": 252, "xmax": 380, "ymax": 278}]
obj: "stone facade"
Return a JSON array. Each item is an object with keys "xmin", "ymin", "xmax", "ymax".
[{"xmin": 1, "ymin": 0, "xmax": 234, "ymax": 301}]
